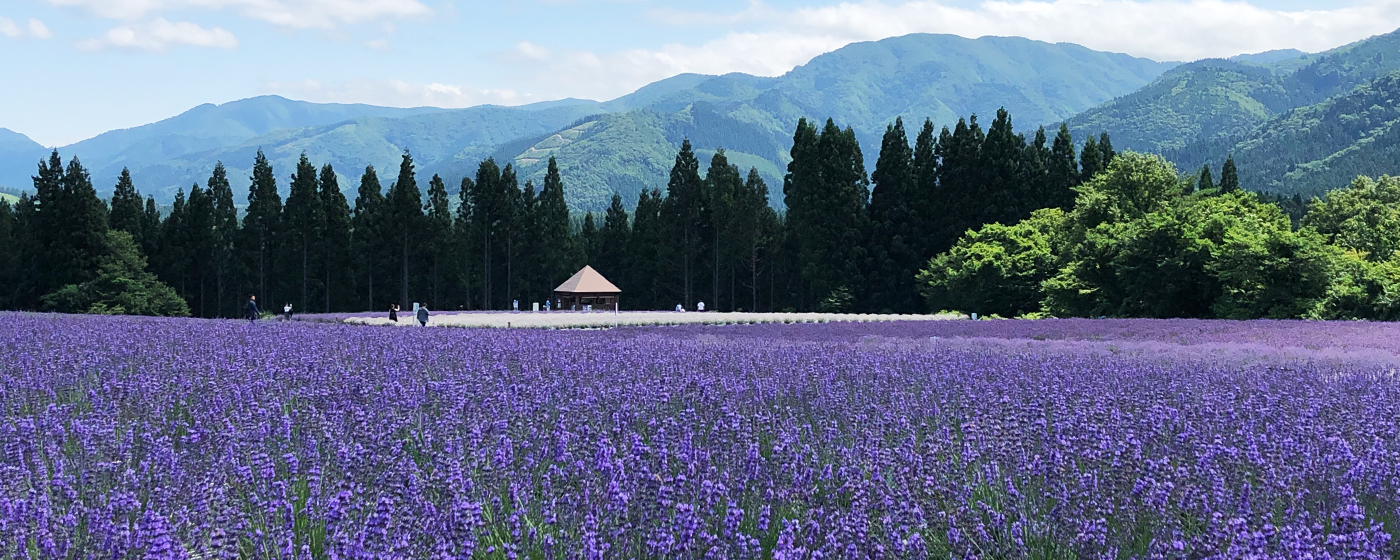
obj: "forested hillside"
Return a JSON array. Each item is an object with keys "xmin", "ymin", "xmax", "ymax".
[{"xmin": 0, "ymin": 33, "xmax": 1172, "ymax": 211}]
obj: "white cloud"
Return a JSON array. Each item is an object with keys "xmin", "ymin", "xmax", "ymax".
[
  {"xmin": 77, "ymin": 18, "xmax": 239, "ymax": 51},
  {"xmin": 1, "ymin": 17, "xmax": 54, "ymax": 39},
  {"xmin": 261, "ymin": 78, "xmax": 532, "ymax": 108},
  {"xmin": 44, "ymin": 0, "xmax": 432, "ymax": 29}
]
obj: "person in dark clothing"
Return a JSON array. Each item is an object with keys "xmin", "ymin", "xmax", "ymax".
[
  {"xmin": 283, "ymin": 302, "xmax": 293, "ymax": 321},
  {"xmin": 389, "ymin": 303, "xmax": 399, "ymax": 322},
  {"xmin": 245, "ymin": 295, "xmax": 259, "ymax": 323},
  {"xmin": 416, "ymin": 305, "xmax": 429, "ymax": 326}
]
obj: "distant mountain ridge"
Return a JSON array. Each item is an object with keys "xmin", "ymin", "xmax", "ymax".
[{"xmin": 0, "ymin": 33, "xmax": 1176, "ymax": 210}]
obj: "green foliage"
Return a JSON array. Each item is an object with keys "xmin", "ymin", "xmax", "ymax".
[
  {"xmin": 919, "ymin": 208, "xmax": 1063, "ymax": 318},
  {"xmin": 41, "ymin": 231, "xmax": 190, "ymax": 317},
  {"xmin": 1305, "ymin": 175, "xmax": 1400, "ymax": 262}
]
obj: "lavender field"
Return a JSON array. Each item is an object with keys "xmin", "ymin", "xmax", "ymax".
[{"xmin": 3, "ymin": 314, "xmax": 1399, "ymax": 559}]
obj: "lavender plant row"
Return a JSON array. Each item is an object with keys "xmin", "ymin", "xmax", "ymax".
[{"xmin": 2, "ymin": 313, "xmax": 1398, "ymax": 559}]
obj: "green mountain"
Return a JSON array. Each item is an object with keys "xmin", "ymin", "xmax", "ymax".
[
  {"xmin": 2, "ymin": 33, "xmax": 1175, "ymax": 210},
  {"xmin": 501, "ymin": 33, "xmax": 1176, "ymax": 209},
  {"xmin": 1067, "ymin": 28, "xmax": 1400, "ymax": 157},
  {"xmin": 1188, "ymin": 72, "xmax": 1400, "ymax": 197},
  {"xmin": 0, "ymin": 128, "xmax": 48, "ymax": 193}
]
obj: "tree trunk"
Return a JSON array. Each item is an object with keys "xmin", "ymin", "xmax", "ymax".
[{"xmin": 400, "ymin": 226, "xmax": 409, "ymax": 307}]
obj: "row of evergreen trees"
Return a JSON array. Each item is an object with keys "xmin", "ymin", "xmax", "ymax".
[{"xmin": 0, "ymin": 108, "xmax": 1110, "ymax": 316}]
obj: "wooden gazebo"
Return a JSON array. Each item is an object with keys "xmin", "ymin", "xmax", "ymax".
[{"xmin": 553, "ymin": 266, "xmax": 621, "ymax": 311}]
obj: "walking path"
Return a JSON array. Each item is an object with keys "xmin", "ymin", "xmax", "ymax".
[{"xmin": 344, "ymin": 310, "xmax": 964, "ymax": 329}]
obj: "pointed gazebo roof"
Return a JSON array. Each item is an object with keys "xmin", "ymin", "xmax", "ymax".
[{"xmin": 554, "ymin": 265, "xmax": 621, "ymax": 294}]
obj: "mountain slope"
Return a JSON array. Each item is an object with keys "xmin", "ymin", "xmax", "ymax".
[
  {"xmin": 1067, "ymin": 28, "xmax": 1400, "ymax": 157},
  {"xmin": 504, "ymin": 33, "xmax": 1177, "ymax": 210},
  {"xmin": 1209, "ymin": 72, "xmax": 1400, "ymax": 197},
  {"xmin": 0, "ymin": 128, "xmax": 48, "ymax": 192}
]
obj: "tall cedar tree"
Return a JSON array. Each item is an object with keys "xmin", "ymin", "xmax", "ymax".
[
  {"xmin": 598, "ymin": 193, "xmax": 631, "ymax": 283},
  {"xmin": 730, "ymin": 169, "xmax": 776, "ymax": 312},
  {"xmin": 352, "ymin": 166, "xmax": 386, "ymax": 310},
  {"xmin": 580, "ymin": 212, "xmax": 598, "ymax": 267},
  {"xmin": 209, "ymin": 162, "xmax": 239, "ymax": 317},
  {"xmin": 1046, "ymin": 124, "xmax": 1079, "ymax": 210},
  {"xmin": 785, "ymin": 119, "xmax": 869, "ymax": 310},
  {"xmin": 535, "ymin": 157, "xmax": 573, "ymax": 300},
  {"xmin": 319, "ymin": 164, "xmax": 352, "ymax": 312},
  {"xmin": 184, "ymin": 182, "xmax": 216, "ymax": 316},
  {"xmin": 868, "ymin": 118, "xmax": 920, "ymax": 312},
  {"xmin": 454, "ymin": 176, "xmax": 476, "ymax": 308},
  {"xmin": 36, "ymin": 155, "xmax": 109, "ymax": 294},
  {"xmin": 425, "ymin": 174, "xmax": 453, "ymax": 309},
  {"xmin": 385, "ymin": 151, "xmax": 424, "ymax": 307},
  {"xmin": 517, "ymin": 180, "xmax": 542, "ymax": 306},
  {"xmin": 109, "ymin": 168, "xmax": 144, "ymax": 248},
  {"xmin": 663, "ymin": 139, "xmax": 705, "ymax": 308},
  {"xmin": 1197, "ymin": 165, "xmax": 1215, "ymax": 193},
  {"xmin": 241, "ymin": 150, "xmax": 282, "ymax": 307},
  {"xmin": 1220, "ymin": 156, "xmax": 1240, "ymax": 193},
  {"xmin": 500, "ymin": 164, "xmax": 523, "ymax": 306},
  {"xmin": 9, "ymin": 195, "xmax": 39, "ymax": 307},
  {"xmin": 980, "ymin": 108, "xmax": 1027, "ymax": 227},
  {"xmin": 1080, "ymin": 135, "xmax": 1104, "ymax": 180},
  {"xmin": 931, "ymin": 117, "xmax": 984, "ymax": 255},
  {"xmin": 705, "ymin": 150, "xmax": 743, "ymax": 310},
  {"xmin": 28, "ymin": 151, "xmax": 64, "ymax": 300},
  {"xmin": 140, "ymin": 196, "xmax": 161, "ymax": 259},
  {"xmin": 157, "ymin": 189, "xmax": 189, "ymax": 301},
  {"xmin": 910, "ymin": 119, "xmax": 939, "ymax": 259},
  {"xmin": 285, "ymin": 153, "xmax": 322, "ymax": 312},
  {"xmin": 1021, "ymin": 126, "xmax": 1052, "ymax": 217},
  {"xmin": 628, "ymin": 188, "xmax": 666, "ymax": 310}
]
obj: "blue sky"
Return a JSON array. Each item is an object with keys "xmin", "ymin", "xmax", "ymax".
[{"xmin": 2, "ymin": 0, "xmax": 1397, "ymax": 146}]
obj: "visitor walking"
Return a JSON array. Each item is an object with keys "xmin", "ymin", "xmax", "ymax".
[
  {"xmin": 697, "ymin": 301, "xmax": 706, "ymax": 312},
  {"xmin": 283, "ymin": 302, "xmax": 293, "ymax": 321},
  {"xmin": 245, "ymin": 295, "xmax": 259, "ymax": 323},
  {"xmin": 416, "ymin": 305, "xmax": 429, "ymax": 326},
  {"xmin": 389, "ymin": 303, "xmax": 399, "ymax": 322}
]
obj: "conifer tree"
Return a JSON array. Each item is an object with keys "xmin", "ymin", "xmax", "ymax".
[
  {"xmin": 385, "ymin": 151, "xmax": 423, "ymax": 307},
  {"xmin": 782, "ymin": 119, "xmax": 822, "ymax": 309},
  {"xmin": 29, "ymin": 151, "xmax": 64, "ymax": 297},
  {"xmin": 979, "ymin": 108, "xmax": 1026, "ymax": 226},
  {"xmin": 158, "ymin": 188, "xmax": 190, "ymax": 300},
  {"xmin": 663, "ymin": 139, "xmax": 705, "ymax": 308},
  {"xmin": 629, "ymin": 188, "xmax": 666, "ymax": 309},
  {"xmin": 730, "ymin": 168, "xmax": 777, "ymax": 312},
  {"xmin": 1099, "ymin": 133, "xmax": 1116, "ymax": 167},
  {"xmin": 141, "ymin": 196, "xmax": 161, "ymax": 259},
  {"xmin": 536, "ymin": 157, "xmax": 573, "ymax": 298},
  {"xmin": 1196, "ymin": 165, "xmax": 1215, "ymax": 193},
  {"xmin": 184, "ymin": 182, "xmax": 216, "ymax": 316},
  {"xmin": 47, "ymin": 156, "xmax": 110, "ymax": 292},
  {"xmin": 454, "ymin": 175, "xmax": 476, "ymax": 308},
  {"xmin": 580, "ymin": 212, "xmax": 598, "ymax": 267},
  {"xmin": 109, "ymin": 168, "xmax": 144, "ymax": 248},
  {"xmin": 1080, "ymin": 135, "xmax": 1104, "ymax": 181},
  {"xmin": 910, "ymin": 119, "xmax": 939, "ymax": 258},
  {"xmin": 0, "ymin": 200, "xmax": 16, "ymax": 309},
  {"xmin": 598, "ymin": 193, "xmax": 631, "ymax": 282},
  {"xmin": 1046, "ymin": 124, "xmax": 1079, "ymax": 210},
  {"xmin": 240, "ymin": 149, "xmax": 282, "ymax": 307},
  {"xmin": 869, "ymin": 118, "xmax": 918, "ymax": 312},
  {"xmin": 1021, "ymin": 126, "xmax": 1051, "ymax": 211},
  {"xmin": 705, "ymin": 149, "xmax": 743, "ymax": 309},
  {"xmin": 319, "ymin": 164, "xmax": 352, "ymax": 312},
  {"xmin": 208, "ymin": 162, "xmax": 239, "ymax": 317},
  {"xmin": 285, "ymin": 153, "xmax": 322, "ymax": 312},
  {"xmin": 470, "ymin": 158, "xmax": 506, "ymax": 309},
  {"xmin": 352, "ymin": 166, "xmax": 385, "ymax": 310},
  {"xmin": 425, "ymin": 174, "xmax": 453, "ymax": 308},
  {"xmin": 1220, "ymin": 156, "xmax": 1240, "ymax": 193}
]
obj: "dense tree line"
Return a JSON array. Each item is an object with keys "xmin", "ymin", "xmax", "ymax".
[
  {"xmin": 921, "ymin": 152, "xmax": 1400, "ymax": 320},
  {"xmin": 0, "ymin": 108, "xmax": 1118, "ymax": 316}
]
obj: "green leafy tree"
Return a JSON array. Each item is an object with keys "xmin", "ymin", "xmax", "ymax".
[
  {"xmin": 42, "ymin": 230, "xmax": 189, "ymax": 317},
  {"xmin": 919, "ymin": 208, "xmax": 1063, "ymax": 317},
  {"xmin": 1304, "ymin": 175, "xmax": 1400, "ymax": 262}
]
